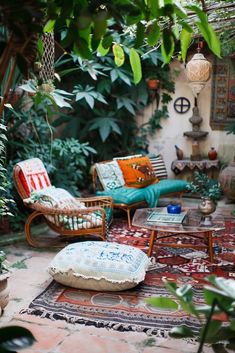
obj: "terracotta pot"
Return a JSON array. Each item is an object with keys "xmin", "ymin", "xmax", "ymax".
[
  {"xmin": 208, "ymin": 147, "xmax": 217, "ymax": 160},
  {"xmin": 219, "ymin": 158, "xmax": 235, "ymax": 201},
  {"xmin": 147, "ymin": 79, "xmax": 160, "ymax": 90},
  {"xmin": 0, "ymin": 272, "xmax": 10, "ymax": 314}
]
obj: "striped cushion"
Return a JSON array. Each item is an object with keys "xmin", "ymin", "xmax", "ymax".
[
  {"xmin": 17, "ymin": 158, "xmax": 51, "ymax": 197},
  {"xmin": 25, "ymin": 187, "xmax": 103, "ymax": 230},
  {"xmin": 149, "ymin": 155, "xmax": 168, "ymax": 180}
]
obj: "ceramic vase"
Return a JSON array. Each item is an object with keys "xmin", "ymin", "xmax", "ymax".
[
  {"xmin": 208, "ymin": 147, "xmax": 217, "ymax": 160},
  {"xmin": 198, "ymin": 198, "xmax": 216, "ymax": 226},
  {"xmin": 175, "ymin": 145, "xmax": 184, "ymax": 160},
  {"xmin": 219, "ymin": 157, "xmax": 235, "ymax": 201}
]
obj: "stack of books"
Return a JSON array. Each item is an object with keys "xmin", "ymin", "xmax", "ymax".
[{"xmin": 147, "ymin": 210, "xmax": 187, "ymax": 224}]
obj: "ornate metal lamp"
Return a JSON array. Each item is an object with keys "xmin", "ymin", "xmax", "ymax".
[
  {"xmin": 184, "ymin": 45, "xmax": 211, "ymax": 160},
  {"xmin": 186, "ymin": 49, "xmax": 211, "ymax": 97}
]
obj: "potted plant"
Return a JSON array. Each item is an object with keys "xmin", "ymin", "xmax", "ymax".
[
  {"xmin": 186, "ymin": 171, "xmax": 222, "ymax": 225},
  {"xmin": 146, "ymin": 275, "xmax": 235, "ymax": 353},
  {"xmin": 187, "ymin": 171, "xmax": 222, "ymax": 201},
  {"xmin": 0, "ymin": 250, "xmax": 10, "ymax": 315}
]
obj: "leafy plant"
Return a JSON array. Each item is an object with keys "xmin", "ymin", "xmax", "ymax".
[
  {"xmin": 57, "ymin": 43, "xmax": 175, "ymax": 159},
  {"xmin": 146, "ymin": 275, "xmax": 235, "ymax": 353},
  {"xmin": 0, "ymin": 326, "xmax": 35, "ymax": 353},
  {"xmin": 186, "ymin": 171, "xmax": 222, "ymax": 201},
  {"xmin": 0, "ymin": 123, "xmax": 14, "ymax": 218},
  {"xmin": 3, "ymin": 105, "xmax": 96, "ymax": 231},
  {"xmin": 0, "ymin": 250, "xmax": 8, "ymax": 274},
  {"xmin": 19, "ymin": 79, "xmax": 74, "ymax": 109}
]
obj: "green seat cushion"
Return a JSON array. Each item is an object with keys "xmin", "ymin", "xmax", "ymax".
[
  {"xmin": 97, "ymin": 187, "xmax": 145, "ymax": 205},
  {"xmin": 97, "ymin": 179, "xmax": 189, "ymax": 208},
  {"xmin": 154, "ymin": 179, "xmax": 188, "ymax": 195}
]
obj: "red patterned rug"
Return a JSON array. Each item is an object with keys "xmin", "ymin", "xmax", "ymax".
[{"xmin": 22, "ymin": 216, "xmax": 235, "ymax": 336}]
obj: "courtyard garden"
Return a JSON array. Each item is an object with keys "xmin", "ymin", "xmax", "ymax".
[{"xmin": 0, "ymin": 1, "xmax": 235, "ymax": 352}]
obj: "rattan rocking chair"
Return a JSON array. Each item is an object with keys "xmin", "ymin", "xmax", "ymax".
[{"xmin": 13, "ymin": 158, "xmax": 113, "ymax": 247}]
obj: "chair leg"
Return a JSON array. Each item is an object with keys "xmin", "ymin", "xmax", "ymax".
[
  {"xmin": 25, "ymin": 211, "xmax": 46, "ymax": 247},
  {"xmin": 127, "ymin": 209, "xmax": 131, "ymax": 227}
]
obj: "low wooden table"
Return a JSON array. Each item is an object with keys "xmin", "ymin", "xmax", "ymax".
[{"xmin": 132, "ymin": 208, "xmax": 225, "ymax": 262}]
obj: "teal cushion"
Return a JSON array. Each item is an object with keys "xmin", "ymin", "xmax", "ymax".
[
  {"xmin": 97, "ymin": 187, "xmax": 145, "ymax": 205},
  {"xmin": 154, "ymin": 179, "xmax": 189, "ymax": 195},
  {"xmin": 97, "ymin": 179, "xmax": 188, "ymax": 206}
]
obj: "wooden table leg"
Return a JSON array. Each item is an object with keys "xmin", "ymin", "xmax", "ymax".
[
  {"xmin": 148, "ymin": 230, "xmax": 157, "ymax": 257},
  {"xmin": 207, "ymin": 230, "xmax": 214, "ymax": 263}
]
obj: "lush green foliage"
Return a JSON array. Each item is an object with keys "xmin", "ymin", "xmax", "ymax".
[
  {"xmin": 56, "ymin": 47, "xmax": 174, "ymax": 159},
  {"xmin": 42, "ymin": 0, "xmax": 222, "ymax": 77},
  {"xmin": 186, "ymin": 171, "xmax": 222, "ymax": 201},
  {"xmin": 146, "ymin": 275, "xmax": 235, "ymax": 353},
  {"xmin": 3, "ymin": 103, "xmax": 96, "ymax": 230},
  {"xmin": 0, "ymin": 123, "xmax": 14, "ymax": 218},
  {"xmin": 0, "ymin": 1, "xmax": 223, "ymax": 88}
]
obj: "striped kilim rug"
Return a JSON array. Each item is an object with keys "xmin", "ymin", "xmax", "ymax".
[{"xmin": 22, "ymin": 217, "xmax": 235, "ymax": 336}]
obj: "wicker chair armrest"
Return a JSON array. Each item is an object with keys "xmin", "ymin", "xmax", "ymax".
[
  {"xmin": 24, "ymin": 201, "xmax": 106, "ymax": 217},
  {"xmin": 76, "ymin": 196, "xmax": 113, "ymax": 208}
]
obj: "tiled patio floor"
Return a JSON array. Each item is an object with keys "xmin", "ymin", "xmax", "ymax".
[{"xmin": 1, "ymin": 198, "xmax": 234, "ymax": 353}]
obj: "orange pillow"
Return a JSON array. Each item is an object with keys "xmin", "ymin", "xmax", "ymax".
[{"xmin": 117, "ymin": 156, "xmax": 159, "ymax": 188}]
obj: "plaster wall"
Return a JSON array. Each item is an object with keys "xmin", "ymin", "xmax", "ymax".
[{"xmin": 137, "ymin": 60, "xmax": 235, "ymax": 179}]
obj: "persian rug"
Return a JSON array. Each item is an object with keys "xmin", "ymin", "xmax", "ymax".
[{"xmin": 22, "ymin": 216, "xmax": 235, "ymax": 336}]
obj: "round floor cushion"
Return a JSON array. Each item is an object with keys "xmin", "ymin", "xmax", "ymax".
[{"xmin": 48, "ymin": 241, "xmax": 150, "ymax": 291}]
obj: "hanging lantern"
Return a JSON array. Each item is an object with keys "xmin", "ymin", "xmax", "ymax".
[{"xmin": 185, "ymin": 52, "xmax": 211, "ymax": 96}]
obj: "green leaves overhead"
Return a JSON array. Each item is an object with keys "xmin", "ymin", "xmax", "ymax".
[
  {"xmin": 146, "ymin": 21, "xmax": 160, "ymax": 46},
  {"xmin": 180, "ymin": 29, "xmax": 192, "ymax": 62},
  {"xmin": 161, "ymin": 29, "xmax": 175, "ymax": 64},
  {"xmin": 40, "ymin": 0, "xmax": 223, "ymax": 83},
  {"xmin": 196, "ymin": 22, "xmax": 221, "ymax": 58},
  {"xmin": 129, "ymin": 48, "xmax": 141, "ymax": 85},
  {"xmin": 187, "ymin": 5, "xmax": 221, "ymax": 58},
  {"xmin": 112, "ymin": 44, "xmax": 125, "ymax": 67}
]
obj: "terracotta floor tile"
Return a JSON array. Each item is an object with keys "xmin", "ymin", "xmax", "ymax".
[
  {"xmin": 4, "ymin": 320, "xmax": 69, "ymax": 351},
  {"xmin": 58, "ymin": 332, "xmax": 138, "ymax": 353}
]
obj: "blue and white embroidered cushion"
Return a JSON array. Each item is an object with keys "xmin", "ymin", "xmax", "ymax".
[
  {"xmin": 95, "ymin": 160, "xmax": 125, "ymax": 190},
  {"xmin": 48, "ymin": 241, "xmax": 150, "ymax": 291}
]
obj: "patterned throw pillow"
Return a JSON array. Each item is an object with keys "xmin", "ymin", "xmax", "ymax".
[
  {"xmin": 113, "ymin": 154, "xmax": 142, "ymax": 160},
  {"xmin": 25, "ymin": 187, "xmax": 102, "ymax": 230},
  {"xmin": 117, "ymin": 156, "xmax": 158, "ymax": 188},
  {"xmin": 95, "ymin": 160, "xmax": 125, "ymax": 190},
  {"xmin": 48, "ymin": 241, "xmax": 150, "ymax": 291},
  {"xmin": 148, "ymin": 154, "xmax": 168, "ymax": 180},
  {"xmin": 17, "ymin": 158, "xmax": 51, "ymax": 197}
]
